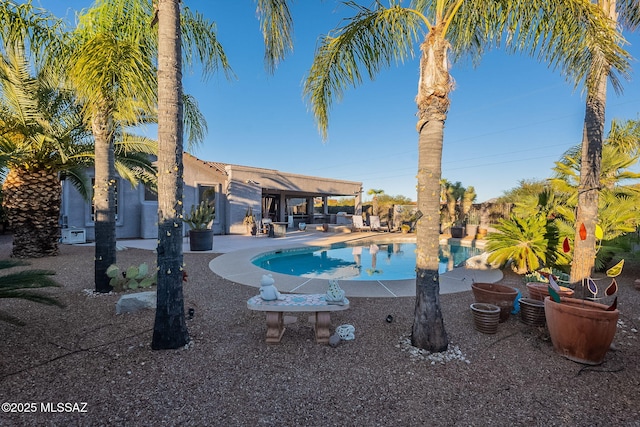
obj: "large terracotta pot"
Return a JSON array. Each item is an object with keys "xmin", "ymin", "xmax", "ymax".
[
  {"xmin": 471, "ymin": 283, "xmax": 518, "ymax": 322},
  {"xmin": 527, "ymin": 282, "xmax": 574, "ymax": 301},
  {"xmin": 544, "ymin": 297, "xmax": 619, "ymax": 365}
]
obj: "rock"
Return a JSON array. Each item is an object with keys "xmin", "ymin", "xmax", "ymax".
[
  {"xmin": 329, "ymin": 333, "xmax": 342, "ymax": 348},
  {"xmin": 116, "ymin": 291, "xmax": 156, "ymax": 314}
]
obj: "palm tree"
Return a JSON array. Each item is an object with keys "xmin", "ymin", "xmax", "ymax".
[
  {"xmin": 443, "ymin": 181, "xmax": 464, "ymax": 227},
  {"xmin": 67, "ymin": 0, "xmax": 158, "ymax": 293},
  {"xmin": 67, "ymin": 0, "xmax": 227, "ymax": 293},
  {"xmin": 0, "ymin": 2, "xmax": 158, "ymax": 261},
  {"xmin": 153, "ymin": 0, "xmax": 189, "ymax": 349},
  {"xmin": 151, "ymin": 0, "xmax": 295, "ymax": 349},
  {"xmin": 367, "ymin": 188, "xmax": 384, "ymax": 216},
  {"xmin": 304, "ymin": 1, "xmax": 628, "ymax": 352},
  {"xmin": 0, "ymin": 3, "xmax": 92, "ymax": 258},
  {"xmin": 571, "ymin": 0, "xmax": 639, "ymax": 284},
  {"xmin": 486, "ymin": 214, "xmax": 553, "ymax": 274}
]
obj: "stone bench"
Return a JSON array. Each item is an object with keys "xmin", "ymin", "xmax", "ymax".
[{"xmin": 247, "ymin": 294, "xmax": 350, "ymax": 344}]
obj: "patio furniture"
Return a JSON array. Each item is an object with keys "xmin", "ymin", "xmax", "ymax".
[
  {"xmin": 247, "ymin": 294, "xmax": 350, "ymax": 344},
  {"xmin": 352, "ymin": 215, "xmax": 370, "ymax": 232},
  {"xmin": 369, "ymin": 215, "xmax": 387, "ymax": 231},
  {"xmin": 256, "ymin": 218, "xmax": 272, "ymax": 237}
]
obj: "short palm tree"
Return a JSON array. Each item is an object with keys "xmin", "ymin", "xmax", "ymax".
[
  {"xmin": 0, "ymin": 5, "xmax": 93, "ymax": 258},
  {"xmin": 0, "ymin": 259, "xmax": 63, "ymax": 326},
  {"xmin": 0, "ymin": 2, "xmax": 158, "ymax": 261},
  {"xmin": 304, "ymin": 0, "xmax": 628, "ymax": 352},
  {"xmin": 486, "ymin": 214, "xmax": 553, "ymax": 274}
]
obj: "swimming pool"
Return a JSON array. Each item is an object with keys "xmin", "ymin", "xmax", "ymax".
[{"xmin": 252, "ymin": 242, "xmax": 482, "ymax": 281}]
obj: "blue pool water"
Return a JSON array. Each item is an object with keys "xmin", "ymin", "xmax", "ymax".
[{"xmin": 252, "ymin": 242, "xmax": 481, "ymax": 281}]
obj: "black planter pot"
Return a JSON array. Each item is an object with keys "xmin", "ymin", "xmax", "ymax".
[
  {"xmin": 189, "ymin": 229, "xmax": 213, "ymax": 251},
  {"xmin": 450, "ymin": 226, "xmax": 465, "ymax": 238}
]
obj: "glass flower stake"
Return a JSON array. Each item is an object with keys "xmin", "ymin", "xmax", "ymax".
[{"xmin": 548, "ymin": 223, "xmax": 621, "ymax": 311}]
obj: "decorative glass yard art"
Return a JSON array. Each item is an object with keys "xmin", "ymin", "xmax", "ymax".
[{"xmin": 546, "ymin": 223, "xmax": 622, "ymax": 311}]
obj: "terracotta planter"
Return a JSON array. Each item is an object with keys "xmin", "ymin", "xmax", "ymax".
[
  {"xmin": 544, "ymin": 297, "xmax": 619, "ymax": 365},
  {"xmin": 527, "ymin": 282, "xmax": 574, "ymax": 301},
  {"xmin": 466, "ymin": 224, "xmax": 478, "ymax": 238},
  {"xmin": 470, "ymin": 303, "xmax": 500, "ymax": 334},
  {"xmin": 471, "ymin": 282, "xmax": 518, "ymax": 322},
  {"xmin": 519, "ymin": 297, "xmax": 546, "ymax": 327}
]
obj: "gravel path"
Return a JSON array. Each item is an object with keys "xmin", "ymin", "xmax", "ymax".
[{"xmin": 1, "ymin": 236, "xmax": 640, "ymax": 426}]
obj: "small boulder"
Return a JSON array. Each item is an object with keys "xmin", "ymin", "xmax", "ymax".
[{"xmin": 116, "ymin": 291, "xmax": 156, "ymax": 314}]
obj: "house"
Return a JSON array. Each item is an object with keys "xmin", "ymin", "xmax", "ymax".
[{"xmin": 60, "ymin": 153, "xmax": 363, "ymax": 241}]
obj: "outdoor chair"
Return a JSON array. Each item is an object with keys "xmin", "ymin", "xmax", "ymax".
[
  {"xmin": 257, "ymin": 218, "xmax": 272, "ymax": 236},
  {"xmin": 352, "ymin": 216, "xmax": 370, "ymax": 232},
  {"xmin": 369, "ymin": 216, "xmax": 385, "ymax": 231}
]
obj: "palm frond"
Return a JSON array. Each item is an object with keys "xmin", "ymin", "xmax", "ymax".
[
  {"xmin": 304, "ymin": 2, "xmax": 423, "ymax": 138},
  {"xmin": 0, "ymin": 259, "xmax": 64, "ymax": 324},
  {"xmin": 183, "ymin": 93, "xmax": 207, "ymax": 149},
  {"xmin": 497, "ymin": 0, "xmax": 631, "ymax": 94},
  {"xmin": 255, "ymin": 0, "xmax": 294, "ymax": 73},
  {"xmin": 181, "ymin": 6, "xmax": 234, "ymax": 80},
  {"xmin": 60, "ymin": 166, "xmax": 91, "ymax": 201}
]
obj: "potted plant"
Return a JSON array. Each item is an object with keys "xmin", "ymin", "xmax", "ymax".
[
  {"xmin": 543, "ymin": 227, "xmax": 622, "ymax": 365},
  {"xmin": 471, "ymin": 282, "xmax": 519, "ymax": 322},
  {"xmin": 466, "ymin": 209, "xmax": 480, "ymax": 238},
  {"xmin": 184, "ymin": 200, "xmax": 215, "ymax": 251},
  {"xmin": 243, "ymin": 207, "xmax": 256, "ymax": 235},
  {"xmin": 442, "ymin": 181, "xmax": 475, "ymax": 238}
]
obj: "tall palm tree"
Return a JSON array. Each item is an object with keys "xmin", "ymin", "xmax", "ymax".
[
  {"xmin": 304, "ymin": 1, "xmax": 628, "ymax": 352},
  {"xmin": 571, "ymin": 0, "xmax": 638, "ymax": 284},
  {"xmin": 153, "ymin": 0, "xmax": 188, "ymax": 349},
  {"xmin": 67, "ymin": 0, "xmax": 226, "ymax": 293},
  {"xmin": 67, "ymin": 0, "xmax": 158, "ymax": 293},
  {"xmin": 151, "ymin": 0, "xmax": 295, "ymax": 349}
]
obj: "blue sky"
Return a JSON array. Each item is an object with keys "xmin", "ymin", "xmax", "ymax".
[{"xmin": 33, "ymin": 1, "xmax": 640, "ymax": 202}]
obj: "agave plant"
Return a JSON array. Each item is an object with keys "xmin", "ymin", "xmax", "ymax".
[{"xmin": 0, "ymin": 259, "xmax": 64, "ymax": 325}]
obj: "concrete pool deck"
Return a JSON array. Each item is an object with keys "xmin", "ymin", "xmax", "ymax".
[{"xmin": 104, "ymin": 228, "xmax": 503, "ymax": 298}]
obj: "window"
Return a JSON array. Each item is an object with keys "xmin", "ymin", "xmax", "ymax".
[
  {"xmin": 198, "ymin": 185, "xmax": 216, "ymax": 205},
  {"xmin": 197, "ymin": 184, "xmax": 218, "ymax": 223},
  {"xmin": 144, "ymin": 184, "xmax": 158, "ymax": 201}
]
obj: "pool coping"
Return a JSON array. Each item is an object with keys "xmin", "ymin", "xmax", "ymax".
[{"xmin": 209, "ymin": 234, "xmax": 503, "ymax": 298}]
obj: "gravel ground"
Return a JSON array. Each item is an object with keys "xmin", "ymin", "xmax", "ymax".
[{"xmin": 1, "ymin": 235, "xmax": 640, "ymax": 426}]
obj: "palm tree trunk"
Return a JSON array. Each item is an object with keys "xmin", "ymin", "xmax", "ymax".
[
  {"xmin": 411, "ymin": 33, "xmax": 449, "ymax": 352},
  {"xmin": 3, "ymin": 168, "xmax": 60, "ymax": 258},
  {"xmin": 152, "ymin": 0, "xmax": 189, "ymax": 350},
  {"xmin": 412, "ymin": 119, "xmax": 449, "ymax": 351},
  {"xmin": 571, "ymin": 84, "xmax": 606, "ymax": 284},
  {"xmin": 93, "ymin": 106, "xmax": 116, "ymax": 293}
]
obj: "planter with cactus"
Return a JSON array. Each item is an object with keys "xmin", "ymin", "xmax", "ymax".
[{"xmin": 184, "ymin": 201, "xmax": 215, "ymax": 251}]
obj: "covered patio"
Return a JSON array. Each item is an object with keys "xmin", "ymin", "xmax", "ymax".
[{"xmin": 225, "ymin": 164, "xmax": 362, "ymax": 234}]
